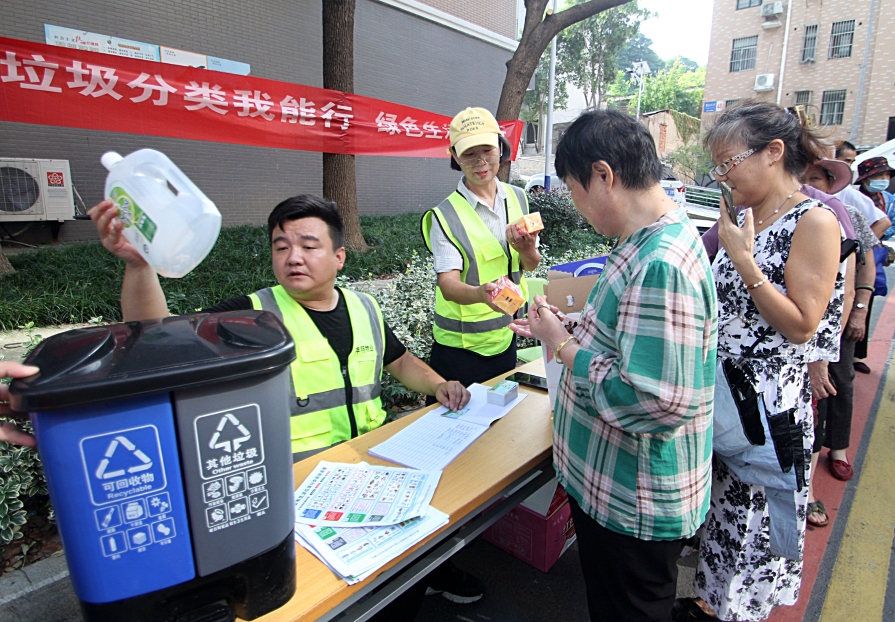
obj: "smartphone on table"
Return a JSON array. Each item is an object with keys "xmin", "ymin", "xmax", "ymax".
[
  {"xmin": 719, "ymin": 182, "xmax": 738, "ymax": 226},
  {"xmin": 506, "ymin": 372, "xmax": 548, "ymax": 391}
]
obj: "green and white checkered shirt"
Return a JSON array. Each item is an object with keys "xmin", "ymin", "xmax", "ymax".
[{"xmin": 553, "ymin": 208, "xmax": 718, "ymax": 541}]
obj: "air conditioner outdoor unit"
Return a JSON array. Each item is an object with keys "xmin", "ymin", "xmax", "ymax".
[
  {"xmin": 754, "ymin": 73, "xmax": 776, "ymax": 92},
  {"xmin": 0, "ymin": 158, "xmax": 75, "ymax": 223},
  {"xmin": 761, "ymin": 1, "xmax": 785, "ymax": 18}
]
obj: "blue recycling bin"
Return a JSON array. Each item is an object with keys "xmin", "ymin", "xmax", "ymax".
[{"xmin": 10, "ymin": 311, "xmax": 298, "ymax": 622}]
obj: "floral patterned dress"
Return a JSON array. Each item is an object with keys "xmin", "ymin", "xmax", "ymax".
[{"xmin": 695, "ymin": 200, "xmax": 843, "ymax": 621}]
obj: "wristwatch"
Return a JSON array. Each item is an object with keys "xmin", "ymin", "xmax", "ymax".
[{"xmin": 855, "ymin": 302, "xmax": 868, "ymax": 309}]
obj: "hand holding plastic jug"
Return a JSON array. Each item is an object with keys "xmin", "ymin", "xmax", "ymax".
[{"xmin": 102, "ymin": 149, "xmax": 221, "ymax": 278}]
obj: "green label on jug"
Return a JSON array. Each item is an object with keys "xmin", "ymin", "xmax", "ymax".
[{"xmin": 111, "ymin": 186, "xmax": 157, "ymax": 243}]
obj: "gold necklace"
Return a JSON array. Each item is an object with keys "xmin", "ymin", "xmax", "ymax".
[{"xmin": 756, "ymin": 191, "xmax": 795, "ymax": 226}]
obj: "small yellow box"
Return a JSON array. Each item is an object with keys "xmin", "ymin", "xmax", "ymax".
[
  {"xmin": 490, "ymin": 275, "xmax": 525, "ymax": 315},
  {"xmin": 510, "ymin": 211, "xmax": 544, "ymax": 236}
]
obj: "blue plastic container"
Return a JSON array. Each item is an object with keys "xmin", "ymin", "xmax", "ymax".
[
  {"xmin": 11, "ymin": 311, "xmax": 297, "ymax": 622},
  {"xmin": 33, "ymin": 393, "xmax": 195, "ymax": 603}
]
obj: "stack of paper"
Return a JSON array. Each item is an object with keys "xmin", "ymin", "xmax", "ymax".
[
  {"xmin": 294, "ymin": 462, "xmax": 448, "ymax": 584},
  {"xmin": 369, "ymin": 383, "xmax": 526, "ymax": 470}
]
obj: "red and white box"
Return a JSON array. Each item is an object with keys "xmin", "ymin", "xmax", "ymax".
[
  {"xmin": 489, "ymin": 275, "xmax": 525, "ymax": 315},
  {"xmin": 483, "ymin": 479, "xmax": 576, "ymax": 573}
]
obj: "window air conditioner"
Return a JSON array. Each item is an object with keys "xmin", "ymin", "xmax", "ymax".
[
  {"xmin": 761, "ymin": 1, "xmax": 785, "ymax": 18},
  {"xmin": 754, "ymin": 73, "xmax": 776, "ymax": 92},
  {"xmin": 0, "ymin": 158, "xmax": 75, "ymax": 222}
]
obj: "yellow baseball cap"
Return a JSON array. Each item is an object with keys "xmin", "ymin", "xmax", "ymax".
[{"xmin": 449, "ymin": 107, "xmax": 500, "ymax": 157}]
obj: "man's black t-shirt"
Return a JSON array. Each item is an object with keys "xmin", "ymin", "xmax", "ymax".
[
  {"xmin": 203, "ymin": 288, "xmax": 406, "ymax": 440},
  {"xmin": 203, "ymin": 289, "xmax": 406, "ymax": 367}
]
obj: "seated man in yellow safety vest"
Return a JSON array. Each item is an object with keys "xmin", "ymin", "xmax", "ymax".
[{"xmin": 89, "ymin": 194, "xmax": 470, "ymax": 463}]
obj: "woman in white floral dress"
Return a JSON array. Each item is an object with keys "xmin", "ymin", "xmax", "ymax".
[{"xmin": 680, "ymin": 102, "xmax": 843, "ymax": 622}]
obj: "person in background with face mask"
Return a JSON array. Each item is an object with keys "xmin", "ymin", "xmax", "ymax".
[
  {"xmin": 833, "ymin": 142, "xmax": 891, "ymax": 240},
  {"xmin": 850, "ymin": 156, "xmax": 895, "ymax": 375},
  {"xmin": 857, "ymin": 156, "xmax": 895, "ymax": 240}
]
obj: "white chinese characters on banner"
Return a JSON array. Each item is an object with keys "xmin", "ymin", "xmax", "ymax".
[
  {"xmin": 376, "ymin": 112, "xmax": 448, "ymax": 139},
  {"xmin": 1, "ymin": 48, "xmax": 461, "ymax": 143},
  {"xmin": 128, "ymin": 73, "xmax": 177, "ymax": 106},
  {"xmin": 66, "ymin": 61, "xmax": 123, "ymax": 99}
]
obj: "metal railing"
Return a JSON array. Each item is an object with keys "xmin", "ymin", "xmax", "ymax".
[{"xmin": 684, "ymin": 185, "xmax": 721, "ymax": 209}]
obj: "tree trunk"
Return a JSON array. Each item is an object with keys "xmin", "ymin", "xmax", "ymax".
[
  {"xmin": 496, "ymin": 0, "xmax": 631, "ymax": 180},
  {"xmin": 0, "ymin": 247, "xmax": 14, "ymax": 276},
  {"xmin": 322, "ymin": 0, "xmax": 367, "ymax": 251}
]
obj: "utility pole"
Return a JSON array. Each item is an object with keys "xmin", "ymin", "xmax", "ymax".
[
  {"xmin": 631, "ymin": 61, "xmax": 650, "ymax": 120},
  {"xmin": 543, "ymin": 0, "xmax": 558, "ymax": 192}
]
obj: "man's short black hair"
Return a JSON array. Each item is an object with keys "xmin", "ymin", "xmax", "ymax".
[
  {"xmin": 837, "ymin": 140, "xmax": 857, "ymax": 156},
  {"xmin": 267, "ymin": 195, "xmax": 345, "ymax": 250},
  {"xmin": 555, "ymin": 109, "xmax": 662, "ymax": 191}
]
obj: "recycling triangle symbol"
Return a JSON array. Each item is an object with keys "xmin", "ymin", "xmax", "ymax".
[
  {"xmin": 208, "ymin": 413, "xmax": 252, "ymax": 453},
  {"xmin": 95, "ymin": 436, "xmax": 154, "ymax": 480}
]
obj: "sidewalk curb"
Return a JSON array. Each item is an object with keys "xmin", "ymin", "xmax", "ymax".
[{"xmin": 0, "ymin": 553, "xmax": 80, "ymax": 621}]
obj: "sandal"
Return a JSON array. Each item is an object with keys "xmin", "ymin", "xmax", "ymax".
[
  {"xmin": 807, "ymin": 500, "xmax": 829, "ymax": 527},
  {"xmin": 672, "ymin": 598, "xmax": 717, "ymax": 621}
]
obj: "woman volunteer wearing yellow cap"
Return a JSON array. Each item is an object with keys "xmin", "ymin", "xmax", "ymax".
[{"xmin": 421, "ymin": 107, "xmax": 541, "ymax": 390}]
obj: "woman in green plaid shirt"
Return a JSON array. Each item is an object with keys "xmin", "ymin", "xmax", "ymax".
[{"xmin": 511, "ymin": 109, "xmax": 718, "ymax": 621}]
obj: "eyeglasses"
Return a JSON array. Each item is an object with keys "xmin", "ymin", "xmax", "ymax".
[
  {"xmin": 710, "ymin": 148, "xmax": 756, "ymax": 180},
  {"xmin": 459, "ymin": 152, "xmax": 499, "ymax": 166}
]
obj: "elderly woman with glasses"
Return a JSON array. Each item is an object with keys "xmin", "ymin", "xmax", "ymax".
[{"xmin": 677, "ymin": 101, "xmax": 843, "ymax": 622}]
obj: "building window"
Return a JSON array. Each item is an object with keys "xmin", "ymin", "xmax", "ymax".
[
  {"xmin": 730, "ymin": 36, "xmax": 759, "ymax": 72},
  {"xmin": 737, "ymin": 0, "xmax": 762, "ymax": 9},
  {"xmin": 820, "ymin": 89, "xmax": 847, "ymax": 125},
  {"xmin": 725, "ymin": 99, "xmax": 742, "ymax": 108},
  {"xmin": 801, "ymin": 24, "xmax": 818, "ymax": 62},
  {"xmin": 794, "ymin": 90, "xmax": 812, "ymax": 105},
  {"xmin": 828, "ymin": 20, "xmax": 856, "ymax": 59}
]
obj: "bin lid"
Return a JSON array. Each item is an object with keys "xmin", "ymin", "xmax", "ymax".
[{"xmin": 10, "ymin": 311, "xmax": 296, "ymax": 411}]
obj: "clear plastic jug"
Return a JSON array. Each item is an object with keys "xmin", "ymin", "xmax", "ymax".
[{"xmin": 102, "ymin": 149, "xmax": 222, "ymax": 278}]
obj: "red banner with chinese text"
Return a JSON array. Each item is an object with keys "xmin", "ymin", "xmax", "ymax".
[{"xmin": 0, "ymin": 37, "xmax": 522, "ymax": 159}]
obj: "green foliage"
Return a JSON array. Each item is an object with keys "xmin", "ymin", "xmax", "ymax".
[
  {"xmin": 666, "ymin": 143, "xmax": 714, "ymax": 185},
  {"xmin": 521, "ymin": 49, "xmax": 569, "ymax": 151},
  {"xmin": 614, "ymin": 33, "xmax": 665, "ymax": 78},
  {"xmin": 670, "ymin": 110, "xmax": 701, "ymax": 146},
  {"xmin": 372, "ymin": 253, "xmax": 436, "ymax": 409},
  {"xmin": 526, "ymin": 188, "xmax": 614, "ymax": 254},
  {"xmin": 559, "ymin": 1, "xmax": 653, "ymax": 109},
  {"xmin": 634, "ymin": 59, "xmax": 705, "ymax": 118},
  {"xmin": 0, "ymin": 214, "xmax": 430, "ymax": 329},
  {"xmin": 0, "ymin": 428, "xmax": 48, "ymax": 547}
]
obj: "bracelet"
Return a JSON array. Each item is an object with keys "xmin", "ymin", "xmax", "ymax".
[
  {"xmin": 855, "ymin": 285, "xmax": 875, "ymax": 292},
  {"xmin": 554, "ymin": 335, "xmax": 578, "ymax": 364},
  {"xmin": 746, "ymin": 276, "xmax": 768, "ymax": 290}
]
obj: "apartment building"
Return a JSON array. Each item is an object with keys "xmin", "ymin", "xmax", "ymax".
[{"xmin": 702, "ymin": 0, "xmax": 895, "ymax": 148}]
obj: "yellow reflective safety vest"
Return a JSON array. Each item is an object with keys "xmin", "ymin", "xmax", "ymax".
[
  {"xmin": 421, "ymin": 182, "xmax": 529, "ymax": 356},
  {"xmin": 249, "ymin": 286, "xmax": 387, "ymax": 455}
]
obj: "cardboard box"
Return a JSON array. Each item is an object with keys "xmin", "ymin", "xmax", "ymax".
[
  {"xmin": 483, "ymin": 480, "xmax": 577, "ymax": 573},
  {"xmin": 545, "ymin": 256, "xmax": 607, "ymax": 313}
]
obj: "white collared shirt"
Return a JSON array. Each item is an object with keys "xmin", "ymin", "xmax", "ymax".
[{"xmin": 429, "ymin": 178, "xmax": 510, "ymax": 273}]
